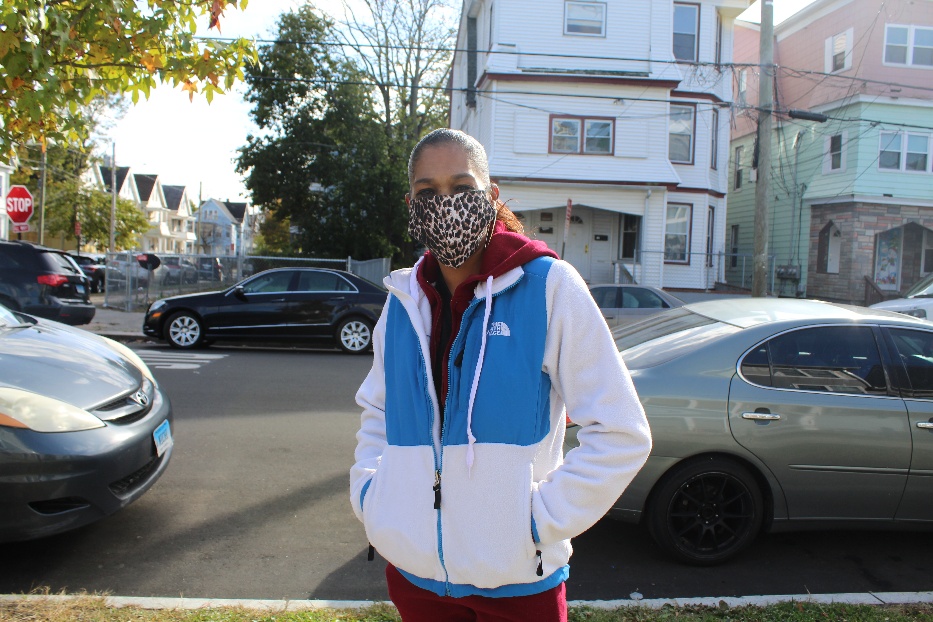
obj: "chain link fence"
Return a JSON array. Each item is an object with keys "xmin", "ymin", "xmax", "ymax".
[
  {"xmin": 102, "ymin": 253, "xmax": 391, "ymax": 311},
  {"xmin": 622, "ymin": 250, "xmax": 776, "ymax": 294}
]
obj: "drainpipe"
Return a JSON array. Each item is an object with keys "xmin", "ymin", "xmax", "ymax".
[{"xmin": 648, "ymin": 189, "xmax": 659, "ymax": 287}]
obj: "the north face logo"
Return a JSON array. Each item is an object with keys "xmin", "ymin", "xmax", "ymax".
[{"xmin": 487, "ymin": 321, "xmax": 511, "ymax": 336}]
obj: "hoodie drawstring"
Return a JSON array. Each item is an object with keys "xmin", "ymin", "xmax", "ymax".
[{"xmin": 465, "ymin": 275, "xmax": 494, "ymax": 475}]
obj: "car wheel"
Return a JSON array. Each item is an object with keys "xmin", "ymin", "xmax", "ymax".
[
  {"xmin": 164, "ymin": 312, "xmax": 205, "ymax": 349},
  {"xmin": 646, "ymin": 456, "xmax": 763, "ymax": 566},
  {"xmin": 336, "ymin": 317, "xmax": 373, "ymax": 354}
]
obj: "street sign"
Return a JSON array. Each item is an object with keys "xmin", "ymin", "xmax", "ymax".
[
  {"xmin": 5, "ymin": 185, "xmax": 34, "ymax": 225},
  {"xmin": 12, "ymin": 224, "xmax": 30, "ymax": 233}
]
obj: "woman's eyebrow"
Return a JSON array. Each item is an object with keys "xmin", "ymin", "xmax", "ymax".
[{"xmin": 412, "ymin": 172, "xmax": 477, "ymax": 186}]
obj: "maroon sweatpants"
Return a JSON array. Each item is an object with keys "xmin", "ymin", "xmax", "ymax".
[{"xmin": 385, "ymin": 563, "xmax": 568, "ymax": 622}]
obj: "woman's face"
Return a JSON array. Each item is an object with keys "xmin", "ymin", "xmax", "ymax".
[{"xmin": 407, "ymin": 143, "xmax": 496, "ymax": 202}]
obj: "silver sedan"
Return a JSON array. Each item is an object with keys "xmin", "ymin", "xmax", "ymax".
[
  {"xmin": 568, "ymin": 298, "xmax": 933, "ymax": 565},
  {"xmin": 588, "ymin": 284, "xmax": 684, "ymax": 328}
]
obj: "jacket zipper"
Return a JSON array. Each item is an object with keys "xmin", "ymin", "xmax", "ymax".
[{"xmin": 431, "ymin": 277, "xmax": 525, "ymax": 596}]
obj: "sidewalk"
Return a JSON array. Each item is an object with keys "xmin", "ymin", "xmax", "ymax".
[{"xmin": 81, "ymin": 302, "xmax": 147, "ymax": 340}]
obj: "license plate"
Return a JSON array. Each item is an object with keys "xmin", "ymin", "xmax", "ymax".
[
  {"xmin": 153, "ymin": 420, "xmax": 173, "ymax": 457},
  {"xmin": 75, "ymin": 284, "xmax": 86, "ymax": 294}
]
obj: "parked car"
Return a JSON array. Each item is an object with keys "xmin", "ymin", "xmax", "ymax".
[
  {"xmin": 566, "ymin": 298, "xmax": 933, "ymax": 565},
  {"xmin": 0, "ymin": 302, "xmax": 173, "ymax": 542},
  {"xmin": 197, "ymin": 257, "xmax": 225, "ymax": 284},
  {"xmin": 160, "ymin": 256, "xmax": 199, "ymax": 285},
  {"xmin": 0, "ymin": 241, "xmax": 95, "ymax": 325},
  {"xmin": 870, "ymin": 272, "xmax": 933, "ymax": 319},
  {"xmin": 588, "ymin": 284, "xmax": 685, "ymax": 328},
  {"xmin": 143, "ymin": 267, "xmax": 387, "ymax": 353},
  {"xmin": 69, "ymin": 254, "xmax": 107, "ymax": 293}
]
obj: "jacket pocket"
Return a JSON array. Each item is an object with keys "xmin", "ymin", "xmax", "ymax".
[
  {"xmin": 440, "ymin": 453, "xmax": 539, "ymax": 589},
  {"xmin": 362, "ymin": 445, "xmax": 441, "ymax": 581}
]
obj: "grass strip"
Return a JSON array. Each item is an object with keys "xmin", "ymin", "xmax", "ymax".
[{"xmin": 2, "ymin": 593, "xmax": 933, "ymax": 622}]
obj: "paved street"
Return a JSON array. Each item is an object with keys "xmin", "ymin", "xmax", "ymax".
[{"xmin": 3, "ymin": 345, "xmax": 933, "ymax": 601}]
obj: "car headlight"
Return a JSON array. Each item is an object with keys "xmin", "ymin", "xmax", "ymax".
[
  {"xmin": 147, "ymin": 300, "xmax": 167, "ymax": 318},
  {"xmin": 0, "ymin": 387, "xmax": 105, "ymax": 432}
]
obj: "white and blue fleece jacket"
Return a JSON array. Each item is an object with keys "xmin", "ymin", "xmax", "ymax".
[{"xmin": 350, "ymin": 255, "xmax": 651, "ymax": 598}]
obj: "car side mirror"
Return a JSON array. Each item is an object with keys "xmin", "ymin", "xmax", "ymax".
[{"xmin": 234, "ymin": 285, "xmax": 248, "ymax": 301}]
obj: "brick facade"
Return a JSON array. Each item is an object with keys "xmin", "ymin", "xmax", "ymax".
[{"xmin": 808, "ymin": 202, "xmax": 933, "ymax": 304}]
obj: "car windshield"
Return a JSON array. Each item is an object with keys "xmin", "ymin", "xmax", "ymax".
[
  {"xmin": 906, "ymin": 272, "xmax": 933, "ymax": 298},
  {"xmin": 613, "ymin": 307, "xmax": 739, "ymax": 369}
]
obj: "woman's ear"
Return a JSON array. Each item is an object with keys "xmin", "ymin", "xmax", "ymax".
[
  {"xmin": 488, "ymin": 183, "xmax": 499, "ymax": 203},
  {"xmin": 405, "ymin": 193, "xmax": 411, "ymax": 207}
]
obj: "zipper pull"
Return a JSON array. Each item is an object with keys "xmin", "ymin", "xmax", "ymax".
[
  {"xmin": 433, "ymin": 470, "xmax": 442, "ymax": 509},
  {"xmin": 367, "ymin": 544, "xmax": 375, "ymax": 561},
  {"xmin": 536, "ymin": 550, "xmax": 544, "ymax": 577}
]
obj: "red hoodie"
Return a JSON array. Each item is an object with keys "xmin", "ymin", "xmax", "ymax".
[{"xmin": 417, "ymin": 220, "xmax": 559, "ymax": 414}]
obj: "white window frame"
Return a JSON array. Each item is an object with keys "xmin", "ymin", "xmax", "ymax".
[
  {"xmin": 879, "ymin": 131, "xmax": 932, "ymax": 173},
  {"xmin": 884, "ymin": 24, "xmax": 933, "ymax": 68},
  {"xmin": 824, "ymin": 28, "xmax": 853, "ymax": 73},
  {"xmin": 664, "ymin": 203, "xmax": 693, "ymax": 264},
  {"xmin": 706, "ymin": 206, "xmax": 715, "ymax": 268},
  {"xmin": 823, "ymin": 131, "xmax": 848, "ymax": 174},
  {"xmin": 737, "ymin": 69, "xmax": 747, "ymax": 103},
  {"xmin": 564, "ymin": 1, "xmax": 607, "ymax": 37},
  {"xmin": 734, "ymin": 145, "xmax": 744, "ymax": 189},
  {"xmin": 549, "ymin": 115, "xmax": 614, "ymax": 155},
  {"xmin": 669, "ymin": 104, "xmax": 696, "ymax": 165},
  {"xmin": 673, "ymin": 3, "xmax": 700, "ymax": 62}
]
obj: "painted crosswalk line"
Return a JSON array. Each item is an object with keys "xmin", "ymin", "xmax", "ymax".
[{"xmin": 135, "ymin": 350, "xmax": 227, "ymax": 370}]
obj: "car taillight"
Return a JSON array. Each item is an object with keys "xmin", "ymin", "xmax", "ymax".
[{"xmin": 37, "ymin": 274, "xmax": 69, "ymax": 288}]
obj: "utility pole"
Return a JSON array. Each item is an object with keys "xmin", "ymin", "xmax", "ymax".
[
  {"xmin": 38, "ymin": 142, "xmax": 47, "ymax": 245},
  {"xmin": 109, "ymin": 143, "xmax": 117, "ymax": 253},
  {"xmin": 752, "ymin": 0, "xmax": 774, "ymax": 297}
]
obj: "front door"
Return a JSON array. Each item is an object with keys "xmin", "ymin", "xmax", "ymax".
[
  {"xmin": 728, "ymin": 325, "xmax": 911, "ymax": 519},
  {"xmin": 563, "ymin": 207, "xmax": 592, "ymax": 280}
]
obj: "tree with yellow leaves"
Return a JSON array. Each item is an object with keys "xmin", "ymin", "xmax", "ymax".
[{"xmin": 0, "ymin": 0, "xmax": 258, "ymax": 155}]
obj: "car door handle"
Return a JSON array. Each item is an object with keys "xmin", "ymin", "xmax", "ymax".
[
  {"xmin": 742, "ymin": 412, "xmax": 781, "ymax": 421},
  {"xmin": 917, "ymin": 422, "xmax": 933, "ymax": 430}
]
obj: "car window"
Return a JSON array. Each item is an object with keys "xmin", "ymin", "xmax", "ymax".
[
  {"xmin": 0, "ymin": 247, "xmax": 27, "ymax": 268},
  {"xmin": 296, "ymin": 271, "xmax": 354, "ymax": 292},
  {"xmin": 242, "ymin": 271, "xmax": 293, "ymax": 294},
  {"xmin": 613, "ymin": 307, "xmax": 738, "ymax": 369},
  {"xmin": 748, "ymin": 326, "xmax": 887, "ymax": 394},
  {"xmin": 590, "ymin": 287, "xmax": 619, "ymax": 309},
  {"xmin": 41, "ymin": 251, "xmax": 82, "ymax": 275},
  {"xmin": 888, "ymin": 328, "xmax": 933, "ymax": 398},
  {"xmin": 622, "ymin": 288, "xmax": 668, "ymax": 309}
]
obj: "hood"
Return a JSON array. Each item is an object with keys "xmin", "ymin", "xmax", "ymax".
[
  {"xmin": 0, "ymin": 317, "xmax": 143, "ymax": 409},
  {"xmin": 870, "ymin": 297, "xmax": 933, "ymax": 313}
]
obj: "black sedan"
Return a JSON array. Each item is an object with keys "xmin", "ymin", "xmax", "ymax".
[
  {"xmin": 143, "ymin": 267, "xmax": 387, "ymax": 353},
  {"xmin": 0, "ymin": 304, "xmax": 173, "ymax": 542}
]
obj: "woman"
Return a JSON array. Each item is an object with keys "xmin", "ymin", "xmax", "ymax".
[{"xmin": 350, "ymin": 128, "xmax": 651, "ymax": 621}]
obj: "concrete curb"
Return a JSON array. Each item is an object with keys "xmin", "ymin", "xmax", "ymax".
[{"xmin": 2, "ymin": 591, "xmax": 933, "ymax": 612}]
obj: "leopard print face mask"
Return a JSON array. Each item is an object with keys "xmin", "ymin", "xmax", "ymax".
[{"xmin": 408, "ymin": 189, "xmax": 496, "ymax": 268}]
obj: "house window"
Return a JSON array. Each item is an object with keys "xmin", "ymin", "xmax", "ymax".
[
  {"xmin": 734, "ymin": 145, "xmax": 744, "ymax": 189},
  {"xmin": 710, "ymin": 108, "xmax": 719, "ymax": 170},
  {"xmin": 706, "ymin": 206, "xmax": 715, "ymax": 267},
  {"xmin": 880, "ymin": 131, "xmax": 931, "ymax": 172},
  {"xmin": 665, "ymin": 203, "xmax": 692, "ymax": 263},
  {"xmin": 885, "ymin": 24, "xmax": 933, "ymax": 67},
  {"xmin": 669, "ymin": 104, "xmax": 695, "ymax": 164},
  {"xmin": 715, "ymin": 12, "xmax": 723, "ymax": 67},
  {"xmin": 673, "ymin": 3, "xmax": 699, "ymax": 62},
  {"xmin": 737, "ymin": 69, "xmax": 747, "ymax": 103},
  {"xmin": 730, "ymin": 224, "xmax": 739, "ymax": 268},
  {"xmin": 550, "ymin": 116, "xmax": 613, "ymax": 154},
  {"xmin": 825, "ymin": 29, "xmax": 852, "ymax": 73},
  {"xmin": 620, "ymin": 214, "xmax": 641, "ymax": 260},
  {"xmin": 488, "ymin": 4, "xmax": 495, "ymax": 49},
  {"xmin": 565, "ymin": 1, "xmax": 606, "ymax": 37},
  {"xmin": 823, "ymin": 132, "xmax": 847, "ymax": 174}
]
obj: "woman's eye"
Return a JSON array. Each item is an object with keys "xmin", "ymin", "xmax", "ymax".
[
  {"xmin": 416, "ymin": 189, "xmax": 436, "ymax": 198},
  {"xmin": 456, "ymin": 185, "xmax": 476, "ymax": 193}
]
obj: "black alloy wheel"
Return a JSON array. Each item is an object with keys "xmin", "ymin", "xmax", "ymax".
[{"xmin": 647, "ymin": 457, "xmax": 763, "ymax": 565}]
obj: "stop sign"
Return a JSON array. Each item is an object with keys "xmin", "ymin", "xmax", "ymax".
[{"xmin": 6, "ymin": 185, "xmax": 34, "ymax": 225}]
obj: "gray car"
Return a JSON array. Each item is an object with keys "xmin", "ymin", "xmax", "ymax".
[
  {"xmin": 588, "ymin": 284, "xmax": 684, "ymax": 328},
  {"xmin": 0, "ymin": 304, "xmax": 173, "ymax": 542},
  {"xmin": 567, "ymin": 298, "xmax": 933, "ymax": 565}
]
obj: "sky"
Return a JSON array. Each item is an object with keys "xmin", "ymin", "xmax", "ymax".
[{"xmin": 104, "ymin": 0, "xmax": 820, "ymax": 204}]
